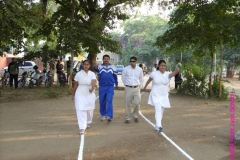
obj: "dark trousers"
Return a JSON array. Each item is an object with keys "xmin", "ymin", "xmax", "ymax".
[
  {"xmin": 175, "ymin": 73, "xmax": 182, "ymax": 89},
  {"xmin": 175, "ymin": 81, "xmax": 181, "ymax": 89},
  {"xmin": 10, "ymin": 74, "xmax": 18, "ymax": 89}
]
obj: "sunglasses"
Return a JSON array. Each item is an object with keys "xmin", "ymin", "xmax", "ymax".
[{"xmin": 130, "ymin": 61, "xmax": 136, "ymax": 62}]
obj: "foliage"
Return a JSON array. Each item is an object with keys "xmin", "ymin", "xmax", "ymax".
[
  {"xmin": 111, "ymin": 15, "xmax": 169, "ymax": 67},
  {"xmin": 24, "ymin": 45, "xmax": 61, "ymax": 67},
  {"xmin": 211, "ymin": 78, "xmax": 229, "ymax": 100},
  {"xmin": 177, "ymin": 63, "xmax": 208, "ymax": 98},
  {"xmin": 0, "ymin": 0, "xmax": 44, "ymax": 55},
  {"xmin": 223, "ymin": 46, "xmax": 240, "ymax": 69},
  {"xmin": 154, "ymin": 0, "xmax": 240, "ymax": 99},
  {"xmin": 177, "ymin": 62, "xmax": 230, "ymax": 100}
]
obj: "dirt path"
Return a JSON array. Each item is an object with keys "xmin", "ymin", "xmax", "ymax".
[{"xmin": 0, "ymin": 88, "xmax": 239, "ymax": 160}]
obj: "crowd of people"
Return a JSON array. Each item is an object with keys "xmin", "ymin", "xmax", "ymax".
[{"xmin": 72, "ymin": 54, "xmax": 181, "ymax": 135}]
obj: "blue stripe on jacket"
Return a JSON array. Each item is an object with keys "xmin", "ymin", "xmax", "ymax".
[{"xmin": 94, "ymin": 63, "xmax": 118, "ymax": 86}]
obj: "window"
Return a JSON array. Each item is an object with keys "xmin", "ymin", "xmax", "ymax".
[{"xmin": 24, "ymin": 62, "xmax": 32, "ymax": 66}]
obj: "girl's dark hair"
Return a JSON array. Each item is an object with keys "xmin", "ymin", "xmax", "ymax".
[
  {"xmin": 158, "ymin": 60, "xmax": 166, "ymax": 65},
  {"xmin": 83, "ymin": 59, "xmax": 90, "ymax": 64}
]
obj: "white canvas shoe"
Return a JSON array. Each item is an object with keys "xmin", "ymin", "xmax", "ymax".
[
  {"xmin": 79, "ymin": 129, "xmax": 85, "ymax": 135},
  {"xmin": 86, "ymin": 124, "xmax": 91, "ymax": 129}
]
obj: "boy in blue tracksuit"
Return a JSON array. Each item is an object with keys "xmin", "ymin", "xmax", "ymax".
[{"xmin": 94, "ymin": 54, "xmax": 118, "ymax": 122}]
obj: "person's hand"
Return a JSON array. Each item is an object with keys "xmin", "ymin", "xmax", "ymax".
[
  {"xmin": 115, "ymin": 85, "xmax": 118, "ymax": 90},
  {"xmin": 143, "ymin": 87, "xmax": 146, "ymax": 92},
  {"xmin": 175, "ymin": 67, "xmax": 180, "ymax": 72},
  {"xmin": 72, "ymin": 95, "xmax": 74, "ymax": 101},
  {"xmin": 89, "ymin": 88, "xmax": 93, "ymax": 93}
]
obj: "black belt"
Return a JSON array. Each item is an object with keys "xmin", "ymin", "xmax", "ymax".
[{"xmin": 126, "ymin": 85, "xmax": 139, "ymax": 88}]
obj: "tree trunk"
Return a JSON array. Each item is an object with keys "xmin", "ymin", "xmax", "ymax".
[
  {"xmin": 68, "ymin": 49, "xmax": 74, "ymax": 90},
  {"xmin": 68, "ymin": 0, "xmax": 75, "ymax": 91},
  {"xmin": 87, "ymin": 53, "xmax": 97, "ymax": 71},
  {"xmin": 219, "ymin": 37, "xmax": 223, "ymax": 100},
  {"xmin": 209, "ymin": 50, "xmax": 213, "ymax": 98},
  {"xmin": 227, "ymin": 65, "xmax": 234, "ymax": 78}
]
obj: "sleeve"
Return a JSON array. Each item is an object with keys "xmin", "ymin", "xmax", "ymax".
[
  {"xmin": 93, "ymin": 65, "xmax": 99, "ymax": 73},
  {"xmin": 139, "ymin": 68, "xmax": 144, "ymax": 89},
  {"xmin": 91, "ymin": 71, "xmax": 97, "ymax": 80},
  {"xmin": 150, "ymin": 72, "xmax": 154, "ymax": 79},
  {"xmin": 167, "ymin": 72, "xmax": 171, "ymax": 79},
  {"xmin": 121, "ymin": 67, "xmax": 126, "ymax": 85},
  {"xmin": 74, "ymin": 72, "xmax": 80, "ymax": 82},
  {"xmin": 112, "ymin": 65, "xmax": 118, "ymax": 86},
  {"xmin": 8, "ymin": 63, "xmax": 11, "ymax": 72}
]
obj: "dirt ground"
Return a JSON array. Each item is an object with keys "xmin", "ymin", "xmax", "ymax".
[{"xmin": 0, "ymin": 78, "xmax": 240, "ymax": 160}]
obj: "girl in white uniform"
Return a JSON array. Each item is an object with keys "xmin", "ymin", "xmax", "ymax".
[
  {"xmin": 72, "ymin": 60, "xmax": 96, "ymax": 135},
  {"xmin": 143, "ymin": 60, "xmax": 180, "ymax": 133}
]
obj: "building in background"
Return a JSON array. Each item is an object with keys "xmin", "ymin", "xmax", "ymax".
[{"xmin": 96, "ymin": 51, "xmax": 120, "ymax": 65}]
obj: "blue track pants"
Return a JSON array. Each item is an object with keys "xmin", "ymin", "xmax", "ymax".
[{"xmin": 99, "ymin": 85, "xmax": 114, "ymax": 119}]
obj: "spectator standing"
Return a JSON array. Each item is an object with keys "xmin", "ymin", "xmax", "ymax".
[
  {"xmin": 143, "ymin": 60, "xmax": 180, "ymax": 132},
  {"xmin": 138, "ymin": 63, "xmax": 145, "ymax": 88},
  {"xmin": 174, "ymin": 60, "xmax": 182, "ymax": 89},
  {"xmin": 94, "ymin": 55, "xmax": 118, "ymax": 122},
  {"xmin": 60, "ymin": 58, "xmax": 64, "ymax": 71},
  {"xmin": 66, "ymin": 57, "xmax": 71, "ymax": 83},
  {"xmin": 122, "ymin": 56, "xmax": 143, "ymax": 124},
  {"xmin": 152, "ymin": 64, "xmax": 157, "ymax": 72},
  {"xmin": 8, "ymin": 58, "xmax": 19, "ymax": 89},
  {"xmin": 72, "ymin": 60, "xmax": 97, "ymax": 135}
]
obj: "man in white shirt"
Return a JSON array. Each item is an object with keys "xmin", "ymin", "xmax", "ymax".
[
  {"xmin": 121, "ymin": 56, "xmax": 143, "ymax": 124},
  {"xmin": 152, "ymin": 64, "xmax": 157, "ymax": 72},
  {"xmin": 60, "ymin": 58, "xmax": 65, "ymax": 71}
]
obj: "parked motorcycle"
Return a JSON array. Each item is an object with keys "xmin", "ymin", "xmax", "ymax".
[
  {"xmin": 58, "ymin": 71, "xmax": 66, "ymax": 87},
  {"xmin": 0, "ymin": 69, "xmax": 9, "ymax": 87},
  {"xmin": 18, "ymin": 71, "xmax": 28, "ymax": 88},
  {"xmin": 41, "ymin": 68, "xmax": 47, "ymax": 83},
  {"xmin": 29, "ymin": 65, "xmax": 42, "ymax": 88},
  {"xmin": 45, "ymin": 70, "xmax": 52, "ymax": 87}
]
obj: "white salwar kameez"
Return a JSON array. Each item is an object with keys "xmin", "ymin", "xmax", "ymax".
[
  {"xmin": 74, "ymin": 70, "xmax": 96, "ymax": 130},
  {"xmin": 148, "ymin": 71, "xmax": 170, "ymax": 128}
]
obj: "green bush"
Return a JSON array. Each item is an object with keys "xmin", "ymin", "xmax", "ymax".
[
  {"xmin": 177, "ymin": 64, "xmax": 208, "ymax": 98},
  {"xmin": 211, "ymin": 78, "xmax": 229, "ymax": 100}
]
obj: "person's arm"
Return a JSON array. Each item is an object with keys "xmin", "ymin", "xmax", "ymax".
[
  {"xmin": 8, "ymin": 63, "xmax": 11, "ymax": 73},
  {"xmin": 89, "ymin": 72, "xmax": 97, "ymax": 92},
  {"xmin": 143, "ymin": 77, "xmax": 153, "ymax": 91},
  {"xmin": 72, "ymin": 81, "xmax": 78, "ymax": 100},
  {"xmin": 89, "ymin": 79, "xmax": 96, "ymax": 93},
  {"xmin": 93, "ymin": 65, "xmax": 99, "ymax": 73},
  {"xmin": 112, "ymin": 65, "xmax": 118, "ymax": 88},
  {"xmin": 169, "ymin": 67, "xmax": 180, "ymax": 79},
  {"xmin": 121, "ymin": 68, "xmax": 126, "ymax": 85},
  {"xmin": 139, "ymin": 68, "xmax": 144, "ymax": 88}
]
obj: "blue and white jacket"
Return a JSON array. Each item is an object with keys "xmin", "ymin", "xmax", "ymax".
[{"xmin": 94, "ymin": 63, "xmax": 118, "ymax": 86}]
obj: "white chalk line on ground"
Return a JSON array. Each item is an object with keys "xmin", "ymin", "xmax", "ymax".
[
  {"xmin": 78, "ymin": 135, "xmax": 84, "ymax": 160},
  {"xmin": 139, "ymin": 92, "xmax": 194, "ymax": 160},
  {"xmin": 78, "ymin": 95, "xmax": 99, "ymax": 160}
]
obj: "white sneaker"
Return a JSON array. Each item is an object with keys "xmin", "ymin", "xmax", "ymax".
[
  {"xmin": 100, "ymin": 116, "xmax": 106, "ymax": 122},
  {"xmin": 86, "ymin": 124, "xmax": 90, "ymax": 129},
  {"xmin": 79, "ymin": 129, "xmax": 85, "ymax": 135}
]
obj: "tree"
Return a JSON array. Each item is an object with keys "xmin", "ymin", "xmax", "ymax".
[
  {"xmin": 223, "ymin": 46, "xmax": 240, "ymax": 77},
  {"xmin": 0, "ymin": 0, "xmax": 45, "ymax": 55},
  {"xmin": 155, "ymin": 0, "xmax": 240, "ymax": 99},
  {"xmin": 112, "ymin": 15, "xmax": 169, "ymax": 67}
]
